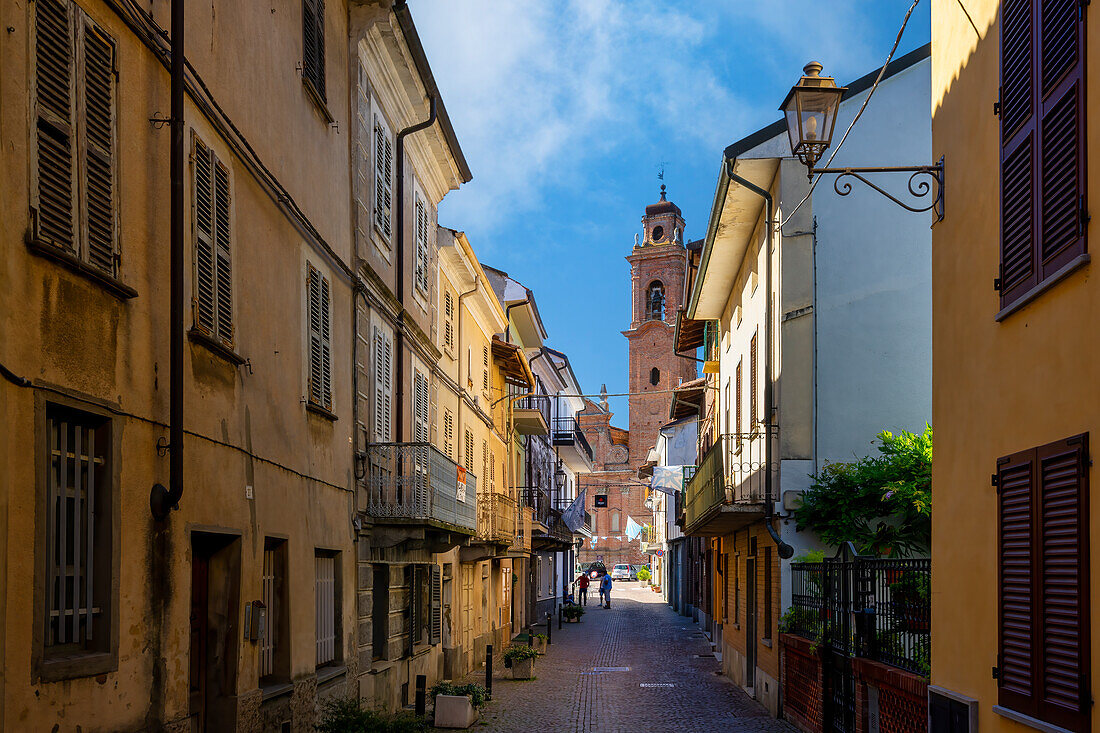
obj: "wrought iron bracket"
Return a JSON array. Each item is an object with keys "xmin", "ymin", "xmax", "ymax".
[{"xmin": 810, "ymin": 156, "xmax": 945, "ymax": 221}]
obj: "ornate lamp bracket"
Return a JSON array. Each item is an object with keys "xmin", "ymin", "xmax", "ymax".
[{"xmin": 811, "ymin": 156, "xmax": 945, "ymax": 221}]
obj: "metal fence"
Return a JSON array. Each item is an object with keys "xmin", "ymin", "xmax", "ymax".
[
  {"xmin": 551, "ymin": 416, "xmax": 594, "ymax": 460},
  {"xmin": 477, "ymin": 491, "xmax": 516, "ymax": 544},
  {"xmin": 363, "ymin": 443, "xmax": 477, "ymax": 532},
  {"xmin": 683, "ymin": 430, "xmax": 775, "ymax": 531},
  {"xmin": 788, "ymin": 551, "xmax": 930, "ymax": 676}
]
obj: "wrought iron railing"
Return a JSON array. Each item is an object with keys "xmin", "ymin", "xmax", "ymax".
[
  {"xmin": 515, "ymin": 394, "xmax": 552, "ymax": 427},
  {"xmin": 519, "ymin": 486, "xmax": 553, "ymax": 525},
  {"xmin": 477, "ymin": 491, "xmax": 516, "ymax": 544},
  {"xmin": 551, "ymin": 416, "xmax": 593, "ymax": 460},
  {"xmin": 787, "ymin": 552, "xmax": 930, "ymax": 676},
  {"xmin": 363, "ymin": 443, "xmax": 477, "ymax": 532},
  {"xmin": 683, "ymin": 431, "xmax": 774, "ymax": 531}
]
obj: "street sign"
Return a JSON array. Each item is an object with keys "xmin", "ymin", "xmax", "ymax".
[{"xmin": 656, "ymin": 549, "xmax": 664, "ymax": 558}]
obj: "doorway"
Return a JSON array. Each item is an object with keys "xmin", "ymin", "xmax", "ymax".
[
  {"xmin": 189, "ymin": 533, "xmax": 241, "ymax": 733},
  {"xmin": 745, "ymin": 556, "xmax": 757, "ymax": 693}
]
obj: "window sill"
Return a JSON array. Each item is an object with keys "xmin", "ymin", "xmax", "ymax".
[
  {"xmin": 306, "ymin": 402, "xmax": 339, "ymax": 421},
  {"xmin": 760, "ymin": 637, "xmax": 772, "ymax": 648},
  {"xmin": 188, "ymin": 328, "xmax": 246, "ymax": 366},
  {"xmin": 315, "ymin": 664, "xmax": 347, "ymax": 686},
  {"xmin": 35, "ymin": 650, "xmax": 116, "ymax": 683},
  {"xmin": 995, "ymin": 253, "xmax": 1090, "ymax": 322},
  {"xmin": 27, "ymin": 239, "xmax": 137, "ymax": 300},
  {"xmin": 260, "ymin": 680, "xmax": 294, "ymax": 702},
  {"xmin": 992, "ymin": 705, "xmax": 1077, "ymax": 733},
  {"xmin": 368, "ymin": 660, "xmax": 394, "ymax": 675},
  {"xmin": 302, "ymin": 77, "xmax": 334, "ymax": 124}
]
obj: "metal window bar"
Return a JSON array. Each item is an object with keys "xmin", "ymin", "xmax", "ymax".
[
  {"xmin": 46, "ymin": 414, "xmax": 103, "ymax": 649},
  {"xmin": 315, "ymin": 555, "xmax": 336, "ymax": 666},
  {"xmin": 516, "ymin": 393, "xmax": 552, "ymax": 427},
  {"xmin": 261, "ymin": 548, "xmax": 276, "ymax": 677},
  {"xmin": 550, "ymin": 415, "xmax": 593, "ymax": 460}
]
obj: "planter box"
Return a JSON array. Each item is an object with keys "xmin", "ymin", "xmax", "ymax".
[
  {"xmin": 512, "ymin": 657, "xmax": 535, "ymax": 680},
  {"xmin": 434, "ymin": 695, "xmax": 479, "ymax": 729},
  {"xmin": 564, "ymin": 615, "xmax": 581, "ymax": 623},
  {"xmin": 534, "ymin": 638, "xmax": 547, "ymax": 654}
]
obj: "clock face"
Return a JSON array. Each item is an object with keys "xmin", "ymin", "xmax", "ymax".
[{"xmin": 651, "ymin": 225, "xmax": 664, "ymax": 241}]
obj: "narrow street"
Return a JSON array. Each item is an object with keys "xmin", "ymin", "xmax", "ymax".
[{"xmin": 460, "ymin": 583, "xmax": 795, "ymax": 733}]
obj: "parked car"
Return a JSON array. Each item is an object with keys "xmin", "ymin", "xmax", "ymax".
[
  {"xmin": 579, "ymin": 561, "xmax": 607, "ymax": 579},
  {"xmin": 610, "ymin": 564, "xmax": 636, "ymax": 581}
]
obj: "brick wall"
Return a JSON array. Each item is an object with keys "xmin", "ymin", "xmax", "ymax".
[
  {"xmin": 852, "ymin": 657, "xmax": 928, "ymax": 733},
  {"xmin": 781, "ymin": 633, "xmax": 823, "ymax": 733},
  {"xmin": 720, "ymin": 526, "xmax": 783, "ymax": 683}
]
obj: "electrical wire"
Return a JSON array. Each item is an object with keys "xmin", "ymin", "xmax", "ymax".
[{"xmin": 780, "ymin": 0, "xmax": 923, "ymax": 227}]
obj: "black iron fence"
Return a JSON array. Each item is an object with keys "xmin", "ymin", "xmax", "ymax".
[{"xmin": 787, "ymin": 550, "xmax": 930, "ymax": 676}]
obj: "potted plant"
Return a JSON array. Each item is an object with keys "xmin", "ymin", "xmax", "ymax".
[
  {"xmin": 532, "ymin": 633, "xmax": 548, "ymax": 654},
  {"xmin": 504, "ymin": 644, "xmax": 539, "ymax": 680},
  {"xmin": 637, "ymin": 567, "xmax": 651, "ymax": 586},
  {"xmin": 562, "ymin": 604, "xmax": 585, "ymax": 623},
  {"xmin": 429, "ymin": 682, "xmax": 486, "ymax": 729}
]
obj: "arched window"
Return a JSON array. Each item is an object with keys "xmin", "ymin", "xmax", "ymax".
[
  {"xmin": 650, "ymin": 367, "xmax": 660, "ymax": 386},
  {"xmin": 611, "ymin": 510, "xmax": 620, "ymax": 533},
  {"xmin": 646, "ymin": 281, "xmax": 664, "ymax": 321}
]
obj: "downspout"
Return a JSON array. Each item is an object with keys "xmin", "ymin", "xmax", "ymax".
[
  {"xmin": 723, "ymin": 158, "xmax": 794, "ymax": 560},
  {"xmin": 456, "ymin": 276, "xmax": 478, "ymax": 456},
  {"xmin": 394, "ymin": 94, "xmax": 438, "ymax": 443}
]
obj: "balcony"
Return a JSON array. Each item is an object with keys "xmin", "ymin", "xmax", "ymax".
[
  {"xmin": 682, "ymin": 431, "xmax": 774, "ymax": 536},
  {"xmin": 477, "ymin": 491, "xmax": 517, "ymax": 546},
  {"xmin": 513, "ymin": 394, "xmax": 550, "ymax": 436},
  {"xmin": 551, "ymin": 416, "xmax": 594, "ymax": 471},
  {"xmin": 533, "ymin": 511, "xmax": 574, "ymax": 550},
  {"xmin": 520, "ymin": 486, "xmax": 553, "ymax": 527},
  {"xmin": 363, "ymin": 443, "xmax": 477, "ymax": 535}
]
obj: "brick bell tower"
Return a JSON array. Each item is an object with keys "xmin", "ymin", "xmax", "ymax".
[{"xmin": 623, "ymin": 185, "xmax": 697, "ymax": 470}]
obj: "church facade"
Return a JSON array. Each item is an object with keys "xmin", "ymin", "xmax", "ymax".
[{"xmin": 578, "ymin": 187, "xmax": 697, "ymax": 569}]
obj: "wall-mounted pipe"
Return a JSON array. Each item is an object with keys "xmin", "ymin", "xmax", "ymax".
[{"xmin": 504, "ymin": 296, "xmax": 530, "ymax": 343}]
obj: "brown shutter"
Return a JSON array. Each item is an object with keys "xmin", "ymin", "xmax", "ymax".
[
  {"xmin": 749, "ymin": 332, "xmax": 758, "ymax": 429},
  {"xmin": 1037, "ymin": 0, "xmax": 1085, "ymax": 277},
  {"xmin": 213, "ymin": 159, "xmax": 233, "ymax": 345},
  {"xmin": 429, "ymin": 565, "xmax": 442, "ymax": 645},
  {"xmin": 998, "ymin": 447, "xmax": 1037, "ymax": 714},
  {"xmin": 34, "ymin": 0, "xmax": 76, "ymax": 252},
  {"xmin": 302, "ymin": 0, "xmax": 325, "ymax": 100},
  {"xmin": 81, "ymin": 18, "xmax": 116, "ymax": 276},
  {"xmin": 319, "ymin": 272, "xmax": 332, "ymax": 409},
  {"xmin": 999, "ymin": 0, "xmax": 1037, "ymax": 305},
  {"xmin": 193, "ymin": 139, "xmax": 216, "ymax": 334},
  {"xmin": 1036, "ymin": 434, "xmax": 1089, "ymax": 732}
]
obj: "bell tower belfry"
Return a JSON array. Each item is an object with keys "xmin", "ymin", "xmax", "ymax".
[{"xmin": 623, "ymin": 185, "xmax": 697, "ymax": 468}]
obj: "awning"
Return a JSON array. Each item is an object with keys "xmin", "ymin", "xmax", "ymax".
[
  {"xmin": 674, "ymin": 309, "xmax": 707, "ymax": 353},
  {"xmin": 491, "ymin": 337, "xmax": 534, "ymax": 389},
  {"xmin": 669, "ymin": 377, "xmax": 706, "ymax": 420}
]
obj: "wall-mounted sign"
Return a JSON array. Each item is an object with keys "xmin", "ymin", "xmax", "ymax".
[
  {"xmin": 594, "ymin": 495, "xmax": 608, "ymax": 507},
  {"xmin": 456, "ymin": 466, "xmax": 467, "ymax": 503}
]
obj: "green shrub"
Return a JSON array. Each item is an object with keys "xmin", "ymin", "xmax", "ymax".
[
  {"xmin": 503, "ymin": 644, "xmax": 539, "ymax": 662},
  {"xmin": 636, "ymin": 568, "xmax": 651, "ymax": 582},
  {"xmin": 429, "ymin": 682, "xmax": 488, "ymax": 708},
  {"xmin": 315, "ymin": 697, "xmax": 429, "ymax": 733},
  {"xmin": 562, "ymin": 604, "xmax": 585, "ymax": 619},
  {"xmin": 533, "ymin": 633, "xmax": 548, "ymax": 642}
]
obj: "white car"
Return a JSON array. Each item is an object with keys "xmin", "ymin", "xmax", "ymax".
[{"xmin": 610, "ymin": 564, "xmax": 635, "ymax": 581}]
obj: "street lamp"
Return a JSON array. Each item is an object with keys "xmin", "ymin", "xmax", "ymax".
[
  {"xmin": 780, "ymin": 62, "xmax": 846, "ymax": 173},
  {"xmin": 779, "ymin": 61, "xmax": 945, "ymax": 220}
]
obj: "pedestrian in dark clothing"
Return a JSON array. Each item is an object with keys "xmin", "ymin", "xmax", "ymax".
[{"xmin": 576, "ymin": 573, "xmax": 590, "ymax": 605}]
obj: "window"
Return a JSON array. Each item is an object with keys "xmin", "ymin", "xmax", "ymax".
[
  {"xmin": 42, "ymin": 404, "xmax": 112, "ymax": 670},
  {"xmin": 414, "ymin": 190, "xmax": 430, "ymax": 294},
  {"xmin": 464, "ymin": 429, "xmax": 474, "ymax": 473},
  {"xmin": 649, "ymin": 367, "xmax": 660, "ymax": 386},
  {"xmin": 749, "ymin": 331, "xmax": 758, "ymax": 430},
  {"xmin": 996, "ymin": 434, "xmax": 1089, "ymax": 732},
  {"xmin": 413, "ymin": 369, "xmax": 429, "ymax": 443},
  {"xmin": 763, "ymin": 546, "xmax": 772, "ymax": 641},
  {"xmin": 306, "ymin": 263, "xmax": 332, "ymax": 411},
  {"xmin": 998, "ymin": 0, "xmax": 1086, "ymax": 312},
  {"xmin": 32, "ymin": 0, "xmax": 118, "ymax": 277},
  {"xmin": 646, "ymin": 281, "xmax": 665, "ymax": 321},
  {"xmin": 372, "ymin": 325, "xmax": 393, "ymax": 441},
  {"xmin": 301, "ymin": 0, "xmax": 325, "ymax": 102},
  {"xmin": 260, "ymin": 539, "xmax": 288, "ymax": 683},
  {"xmin": 442, "ymin": 291, "xmax": 455, "ymax": 352},
  {"xmin": 611, "ymin": 510, "xmax": 620, "ymax": 533},
  {"xmin": 192, "ymin": 135, "xmax": 233, "ymax": 346},
  {"xmin": 372, "ymin": 565, "xmax": 389, "ymax": 661},
  {"xmin": 482, "ymin": 345, "xmax": 490, "ymax": 392},
  {"xmin": 443, "ymin": 409, "xmax": 454, "ymax": 460},
  {"xmin": 373, "ymin": 111, "xmax": 394, "ymax": 242},
  {"xmin": 314, "ymin": 551, "xmax": 338, "ymax": 667}
]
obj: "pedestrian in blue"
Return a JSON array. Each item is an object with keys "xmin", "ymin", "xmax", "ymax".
[{"xmin": 599, "ymin": 572, "xmax": 613, "ymax": 608}]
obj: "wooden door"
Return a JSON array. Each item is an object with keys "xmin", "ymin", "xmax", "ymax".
[{"xmin": 189, "ymin": 552, "xmax": 210, "ymax": 732}]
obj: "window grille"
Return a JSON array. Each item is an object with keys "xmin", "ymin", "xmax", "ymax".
[
  {"xmin": 260, "ymin": 544, "xmax": 280, "ymax": 679},
  {"xmin": 315, "ymin": 553, "xmax": 336, "ymax": 666}
]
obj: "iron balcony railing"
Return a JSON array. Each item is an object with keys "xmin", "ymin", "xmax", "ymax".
[
  {"xmin": 515, "ymin": 394, "xmax": 552, "ymax": 427},
  {"xmin": 519, "ymin": 486, "xmax": 553, "ymax": 525},
  {"xmin": 477, "ymin": 491, "xmax": 516, "ymax": 545},
  {"xmin": 551, "ymin": 416, "xmax": 594, "ymax": 460},
  {"xmin": 683, "ymin": 430, "xmax": 774, "ymax": 531},
  {"xmin": 363, "ymin": 443, "xmax": 477, "ymax": 533},
  {"xmin": 541, "ymin": 512, "xmax": 574, "ymax": 544}
]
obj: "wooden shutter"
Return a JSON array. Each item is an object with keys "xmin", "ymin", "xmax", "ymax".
[
  {"xmin": 374, "ymin": 114, "xmax": 393, "ymax": 240},
  {"xmin": 749, "ymin": 332, "xmax": 758, "ymax": 429},
  {"xmin": 302, "ymin": 0, "xmax": 325, "ymax": 100},
  {"xmin": 80, "ymin": 18, "xmax": 116, "ymax": 275},
  {"xmin": 443, "ymin": 409, "xmax": 454, "ymax": 459},
  {"xmin": 213, "ymin": 159, "xmax": 233, "ymax": 344},
  {"xmin": 414, "ymin": 192, "xmax": 429, "ymax": 292},
  {"xmin": 998, "ymin": 434, "xmax": 1090, "ymax": 730},
  {"xmin": 429, "ymin": 565, "xmax": 442, "ymax": 645},
  {"xmin": 193, "ymin": 140, "xmax": 216, "ymax": 335},
  {"xmin": 736, "ymin": 360, "xmax": 742, "ymax": 436},
  {"xmin": 319, "ymin": 272, "xmax": 332, "ymax": 409},
  {"xmin": 34, "ymin": 0, "xmax": 76, "ymax": 253},
  {"xmin": 307, "ymin": 264, "xmax": 331, "ymax": 410},
  {"xmin": 464, "ymin": 429, "xmax": 474, "ymax": 473},
  {"xmin": 1000, "ymin": 0, "xmax": 1086, "ymax": 309},
  {"xmin": 372, "ymin": 326, "xmax": 392, "ymax": 441},
  {"xmin": 413, "ymin": 370, "xmax": 429, "ymax": 443}
]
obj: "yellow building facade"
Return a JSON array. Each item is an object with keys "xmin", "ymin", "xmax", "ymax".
[{"xmin": 931, "ymin": 1, "xmax": 1097, "ymax": 731}]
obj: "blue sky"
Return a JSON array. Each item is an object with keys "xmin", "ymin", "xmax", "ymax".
[{"xmin": 415, "ymin": 1, "xmax": 930, "ymax": 423}]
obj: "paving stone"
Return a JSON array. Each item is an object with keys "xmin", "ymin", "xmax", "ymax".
[{"xmin": 450, "ymin": 583, "xmax": 797, "ymax": 732}]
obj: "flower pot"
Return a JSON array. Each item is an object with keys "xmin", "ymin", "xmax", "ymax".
[
  {"xmin": 512, "ymin": 657, "xmax": 535, "ymax": 680},
  {"xmin": 533, "ymin": 638, "xmax": 547, "ymax": 654},
  {"xmin": 434, "ymin": 695, "xmax": 479, "ymax": 729}
]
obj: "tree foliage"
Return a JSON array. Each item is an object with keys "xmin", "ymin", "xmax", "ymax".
[{"xmin": 793, "ymin": 426, "xmax": 931, "ymax": 557}]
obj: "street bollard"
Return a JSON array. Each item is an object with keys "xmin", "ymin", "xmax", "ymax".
[
  {"xmin": 527, "ymin": 625, "xmax": 533, "ymax": 647},
  {"xmin": 414, "ymin": 674, "xmax": 426, "ymax": 717},
  {"xmin": 558, "ymin": 604, "xmax": 563, "ymax": 631},
  {"xmin": 547, "ymin": 612, "xmax": 552, "ymax": 645},
  {"xmin": 485, "ymin": 644, "xmax": 493, "ymax": 699}
]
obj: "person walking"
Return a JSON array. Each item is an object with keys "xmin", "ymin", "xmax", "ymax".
[
  {"xmin": 600, "ymin": 572, "xmax": 613, "ymax": 609},
  {"xmin": 576, "ymin": 572, "xmax": 590, "ymax": 606}
]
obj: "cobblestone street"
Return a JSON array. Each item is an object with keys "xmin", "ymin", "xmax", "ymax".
[{"xmin": 455, "ymin": 582, "xmax": 795, "ymax": 733}]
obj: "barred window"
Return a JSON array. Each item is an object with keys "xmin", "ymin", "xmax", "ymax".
[
  {"xmin": 260, "ymin": 539, "xmax": 287, "ymax": 682},
  {"xmin": 315, "ymin": 551, "xmax": 338, "ymax": 667},
  {"xmin": 44, "ymin": 404, "xmax": 111, "ymax": 659}
]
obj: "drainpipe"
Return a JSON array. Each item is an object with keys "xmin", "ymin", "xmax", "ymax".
[
  {"xmin": 456, "ymin": 276, "xmax": 478, "ymax": 454},
  {"xmin": 393, "ymin": 94, "xmax": 437, "ymax": 443},
  {"xmin": 723, "ymin": 158, "xmax": 794, "ymax": 560}
]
